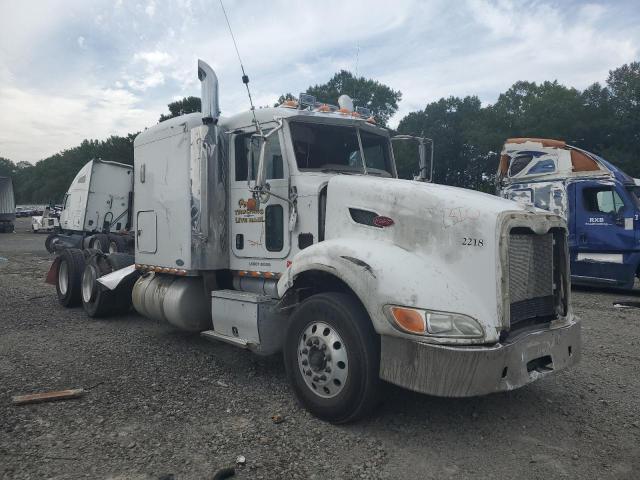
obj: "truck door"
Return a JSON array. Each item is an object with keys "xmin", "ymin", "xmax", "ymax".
[
  {"xmin": 136, "ymin": 210, "xmax": 157, "ymax": 253},
  {"xmin": 230, "ymin": 129, "xmax": 290, "ymax": 261},
  {"xmin": 572, "ymin": 181, "xmax": 637, "ymax": 285}
]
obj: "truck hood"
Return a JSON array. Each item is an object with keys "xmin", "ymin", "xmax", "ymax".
[
  {"xmin": 325, "ymin": 175, "xmax": 530, "ymax": 252},
  {"xmin": 322, "ymin": 175, "xmax": 563, "ymax": 342}
]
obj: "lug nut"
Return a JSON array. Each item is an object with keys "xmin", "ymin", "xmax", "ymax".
[
  {"xmin": 313, "ymin": 375, "xmax": 320, "ymax": 382},
  {"xmin": 302, "ymin": 359, "xmax": 308, "ymax": 366},
  {"xmin": 305, "ymin": 370, "xmax": 312, "ymax": 376},
  {"xmin": 306, "ymin": 339, "xmax": 312, "ymax": 347},
  {"xmin": 301, "ymin": 348, "xmax": 308, "ymax": 354},
  {"xmin": 313, "ymin": 339, "xmax": 319, "ymax": 345},
  {"xmin": 320, "ymin": 344, "xmax": 327, "ymax": 351},
  {"xmin": 325, "ymin": 367, "xmax": 331, "ymax": 373},
  {"xmin": 320, "ymin": 375, "xmax": 327, "ymax": 381}
]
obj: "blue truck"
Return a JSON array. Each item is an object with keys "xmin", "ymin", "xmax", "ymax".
[{"xmin": 497, "ymin": 138, "xmax": 640, "ymax": 290}]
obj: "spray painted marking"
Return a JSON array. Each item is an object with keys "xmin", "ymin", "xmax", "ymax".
[{"xmin": 442, "ymin": 207, "xmax": 481, "ymax": 229}]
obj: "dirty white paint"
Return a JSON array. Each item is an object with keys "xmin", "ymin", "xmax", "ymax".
[
  {"xmin": 576, "ymin": 253, "xmax": 624, "ymax": 264},
  {"xmin": 278, "ymin": 174, "xmax": 572, "ymax": 346}
]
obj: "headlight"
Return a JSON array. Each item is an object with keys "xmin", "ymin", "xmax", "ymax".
[{"xmin": 386, "ymin": 306, "xmax": 484, "ymax": 338}]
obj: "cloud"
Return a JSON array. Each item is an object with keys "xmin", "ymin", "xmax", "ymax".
[
  {"xmin": 0, "ymin": 0, "xmax": 639, "ymax": 163},
  {"xmin": 133, "ymin": 50, "xmax": 173, "ymax": 67},
  {"xmin": 145, "ymin": 1, "xmax": 156, "ymax": 17},
  {"xmin": 127, "ymin": 71, "xmax": 165, "ymax": 91},
  {"xmin": 0, "ymin": 83, "xmax": 158, "ymax": 163}
]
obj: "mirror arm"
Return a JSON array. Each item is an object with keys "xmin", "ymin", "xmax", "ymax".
[{"xmin": 356, "ymin": 128, "xmax": 368, "ymax": 175}]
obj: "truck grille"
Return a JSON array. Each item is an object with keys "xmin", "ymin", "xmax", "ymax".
[{"xmin": 508, "ymin": 232, "xmax": 556, "ymax": 327}]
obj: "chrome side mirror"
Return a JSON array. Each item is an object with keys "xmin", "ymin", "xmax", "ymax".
[
  {"xmin": 391, "ymin": 135, "xmax": 434, "ymax": 182},
  {"xmin": 254, "ymin": 120, "xmax": 283, "ymax": 191}
]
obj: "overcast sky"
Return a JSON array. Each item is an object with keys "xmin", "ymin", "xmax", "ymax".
[{"xmin": 0, "ymin": 0, "xmax": 638, "ymax": 164}]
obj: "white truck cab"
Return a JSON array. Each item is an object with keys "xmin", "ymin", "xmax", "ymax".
[
  {"xmin": 45, "ymin": 159, "xmax": 134, "ymax": 254},
  {"xmin": 53, "ymin": 61, "xmax": 580, "ymax": 423}
]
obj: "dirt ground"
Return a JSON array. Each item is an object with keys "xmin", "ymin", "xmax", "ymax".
[{"xmin": 1, "ymin": 217, "xmax": 639, "ymax": 479}]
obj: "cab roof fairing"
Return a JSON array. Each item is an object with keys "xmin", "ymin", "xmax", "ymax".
[{"xmin": 497, "ymin": 138, "xmax": 631, "ymax": 185}]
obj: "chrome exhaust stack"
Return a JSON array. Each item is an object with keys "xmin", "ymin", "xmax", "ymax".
[{"xmin": 198, "ymin": 59, "xmax": 220, "ymax": 124}]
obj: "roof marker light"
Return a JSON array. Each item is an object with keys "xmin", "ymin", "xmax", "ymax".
[
  {"xmin": 299, "ymin": 93, "xmax": 316, "ymax": 109},
  {"xmin": 355, "ymin": 106, "xmax": 371, "ymax": 117}
]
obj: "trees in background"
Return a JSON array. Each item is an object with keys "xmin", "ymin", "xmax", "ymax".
[
  {"xmin": 7, "ymin": 135, "xmax": 136, "ymax": 204},
  {"xmin": 0, "ymin": 157, "xmax": 15, "ymax": 178},
  {"xmin": 396, "ymin": 62, "xmax": 640, "ymax": 191},
  {"xmin": 4, "ymin": 62, "xmax": 639, "ymax": 204},
  {"xmin": 159, "ymin": 96, "xmax": 202, "ymax": 122}
]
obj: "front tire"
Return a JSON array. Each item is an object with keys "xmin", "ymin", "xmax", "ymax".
[{"xmin": 284, "ymin": 292, "xmax": 380, "ymax": 423}]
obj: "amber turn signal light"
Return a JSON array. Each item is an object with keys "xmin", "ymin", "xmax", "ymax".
[{"xmin": 390, "ymin": 307, "xmax": 426, "ymax": 334}]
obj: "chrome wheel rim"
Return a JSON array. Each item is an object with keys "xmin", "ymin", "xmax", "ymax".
[
  {"xmin": 91, "ymin": 238, "xmax": 102, "ymax": 252},
  {"xmin": 58, "ymin": 260, "xmax": 68, "ymax": 295},
  {"xmin": 297, "ymin": 321, "xmax": 348, "ymax": 398},
  {"xmin": 81, "ymin": 265, "xmax": 97, "ymax": 303}
]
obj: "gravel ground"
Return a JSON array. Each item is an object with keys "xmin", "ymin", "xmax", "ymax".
[{"xmin": 1, "ymin": 217, "xmax": 639, "ymax": 479}]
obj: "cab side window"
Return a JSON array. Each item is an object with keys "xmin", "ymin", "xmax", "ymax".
[
  {"xmin": 265, "ymin": 204, "xmax": 284, "ymax": 251},
  {"xmin": 583, "ymin": 187, "xmax": 625, "ymax": 214},
  {"xmin": 234, "ymin": 131, "xmax": 284, "ymax": 182}
]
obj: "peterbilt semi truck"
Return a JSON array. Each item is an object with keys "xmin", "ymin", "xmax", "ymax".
[
  {"xmin": 45, "ymin": 159, "xmax": 134, "ymax": 254},
  {"xmin": 0, "ymin": 176, "xmax": 16, "ymax": 233},
  {"xmin": 497, "ymin": 138, "xmax": 640, "ymax": 290},
  {"xmin": 48, "ymin": 61, "xmax": 581, "ymax": 423}
]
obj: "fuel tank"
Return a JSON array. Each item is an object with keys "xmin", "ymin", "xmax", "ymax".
[{"xmin": 132, "ymin": 272, "xmax": 211, "ymax": 332}]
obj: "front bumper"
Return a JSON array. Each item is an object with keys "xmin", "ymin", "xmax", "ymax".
[{"xmin": 379, "ymin": 319, "xmax": 581, "ymax": 397}]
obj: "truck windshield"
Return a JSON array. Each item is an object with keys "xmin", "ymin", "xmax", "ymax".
[{"xmin": 290, "ymin": 122, "xmax": 393, "ymax": 176}]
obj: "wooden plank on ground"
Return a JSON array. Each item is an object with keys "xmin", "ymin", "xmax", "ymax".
[{"xmin": 12, "ymin": 388, "xmax": 85, "ymax": 406}]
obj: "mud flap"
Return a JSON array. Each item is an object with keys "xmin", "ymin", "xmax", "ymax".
[
  {"xmin": 96, "ymin": 264, "xmax": 137, "ymax": 291},
  {"xmin": 45, "ymin": 257, "xmax": 62, "ymax": 285}
]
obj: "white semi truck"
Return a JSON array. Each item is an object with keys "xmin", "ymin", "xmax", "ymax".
[
  {"xmin": 48, "ymin": 60, "xmax": 581, "ymax": 423},
  {"xmin": 45, "ymin": 159, "xmax": 134, "ymax": 254}
]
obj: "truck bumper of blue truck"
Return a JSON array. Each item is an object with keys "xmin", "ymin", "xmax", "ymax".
[{"xmin": 379, "ymin": 319, "xmax": 581, "ymax": 397}]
